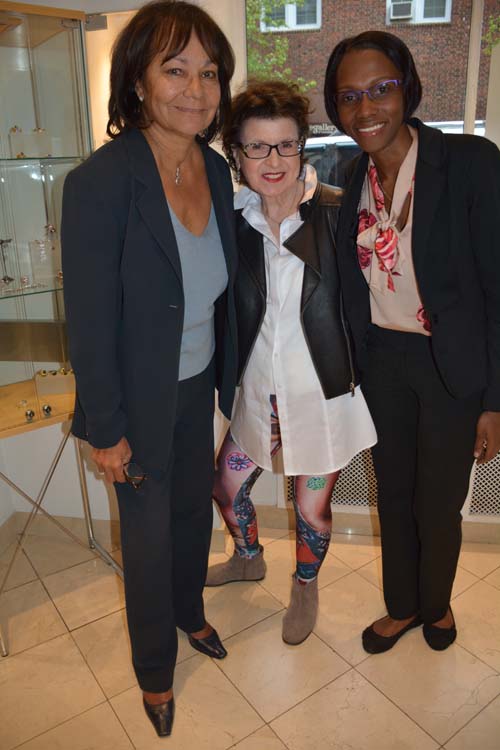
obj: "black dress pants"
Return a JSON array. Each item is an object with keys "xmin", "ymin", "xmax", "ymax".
[
  {"xmin": 362, "ymin": 326, "xmax": 482, "ymax": 624},
  {"xmin": 115, "ymin": 359, "xmax": 215, "ymax": 693}
]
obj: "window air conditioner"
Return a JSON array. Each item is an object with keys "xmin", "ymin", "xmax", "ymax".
[{"xmin": 390, "ymin": 1, "xmax": 413, "ymax": 20}]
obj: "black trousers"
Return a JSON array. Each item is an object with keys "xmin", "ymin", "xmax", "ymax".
[
  {"xmin": 362, "ymin": 326, "xmax": 482, "ymax": 624},
  {"xmin": 115, "ymin": 359, "xmax": 215, "ymax": 693}
]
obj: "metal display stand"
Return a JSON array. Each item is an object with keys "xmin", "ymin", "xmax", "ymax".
[{"xmin": 0, "ymin": 416, "xmax": 123, "ymax": 657}]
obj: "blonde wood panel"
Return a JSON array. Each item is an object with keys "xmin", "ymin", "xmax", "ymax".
[{"xmin": 0, "ymin": 379, "xmax": 74, "ymax": 439}]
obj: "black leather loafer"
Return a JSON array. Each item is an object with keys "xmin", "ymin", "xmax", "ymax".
[
  {"xmin": 362, "ymin": 616, "xmax": 422, "ymax": 654},
  {"xmin": 143, "ymin": 696, "xmax": 175, "ymax": 737},
  {"xmin": 423, "ymin": 608, "xmax": 457, "ymax": 651},
  {"xmin": 188, "ymin": 628, "xmax": 227, "ymax": 659}
]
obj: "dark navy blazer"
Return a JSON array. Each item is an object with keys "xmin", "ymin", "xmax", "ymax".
[
  {"xmin": 61, "ymin": 128, "xmax": 238, "ymax": 470},
  {"xmin": 336, "ymin": 118, "xmax": 500, "ymax": 412}
]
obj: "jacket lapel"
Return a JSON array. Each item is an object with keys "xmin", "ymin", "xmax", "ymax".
[
  {"xmin": 237, "ymin": 213, "xmax": 266, "ymax": 298},
  {"xmin": 204, "ymin": 148, "xmax": 237, "ymax": 284},
  {"xmin": 124, "ymin": 129, "xmax": 183, "ymax": 283},
  {"xmin": 283, "ymin": 183, "xmax": 321, "ymax": 275},
  {"xmin": 411, "ymin": 119, "xmax": 447, "ymax": 282}
]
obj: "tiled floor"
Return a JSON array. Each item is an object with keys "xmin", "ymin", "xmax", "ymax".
[{"xmin": 1, "ymin": 527, "xmax": 500, "ymax": 749}]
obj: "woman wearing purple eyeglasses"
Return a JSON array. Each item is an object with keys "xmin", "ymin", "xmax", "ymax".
[{"xmin": 325, "ymin": 31, "xmax": 500, "ymax": 654}]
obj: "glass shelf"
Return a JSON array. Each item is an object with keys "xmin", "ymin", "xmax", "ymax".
[
  {"xmin": 0, "ymin": 156, "xmax": 83, "ymax": 163},
  {"xmin": 0, "ymin": 2, "xmax": 90, "ymax": 433},
  {"xmin": 0, "ymin": 283, "xmax": 63, "ymax": 300}
]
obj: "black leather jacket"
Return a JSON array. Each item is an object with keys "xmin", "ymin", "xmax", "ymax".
[{"xmin": 235, "ymin": 182, "xmax": 358, "ymax": 399}]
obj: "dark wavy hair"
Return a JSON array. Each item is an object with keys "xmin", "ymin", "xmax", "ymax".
[
  {"xmin": 222, "ymin": 80, "xmax": 311, "ymax": 184},
  {"xmin": 107, "ymin": 0, "xmax": 235, "ymax": 141},
  {"xmin": 324, "ymin": 31, "xmax": 422, "ymax": 132}
]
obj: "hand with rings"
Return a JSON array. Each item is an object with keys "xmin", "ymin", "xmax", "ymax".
[{"xmin": 92, "ymin": 436, "xmax": 132, "ymax": 484}]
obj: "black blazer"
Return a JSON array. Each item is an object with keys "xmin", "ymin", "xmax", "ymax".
[
  {"xmin": 61, "ymin": 128, "xmax": 238, "ymax": 470},
  {"xmin": 336, "ymin": 118, "xmax": 500, "ymax": 412},
  {"xmin": 235, "ymin": 182, "xmax": 358, "ymax": 398}
]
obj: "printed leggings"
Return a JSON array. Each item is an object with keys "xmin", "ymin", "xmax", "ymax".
[{"xmin": 213, "ymin": 396, "xmax": 340, "ymax": 581}]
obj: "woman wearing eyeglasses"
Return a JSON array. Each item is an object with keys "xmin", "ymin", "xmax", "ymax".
[
  {"xmin": 324, "ymin": 31, "xmax": 500, "ymax": 653},
  {"xmin": 205, "ymin": 80, "xmax": 376, "ymax": 645}
]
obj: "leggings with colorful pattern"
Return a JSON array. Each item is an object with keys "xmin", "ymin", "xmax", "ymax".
[{"xmin": 213, "ymin": 396, "xmax": 340, "ymax": 581}]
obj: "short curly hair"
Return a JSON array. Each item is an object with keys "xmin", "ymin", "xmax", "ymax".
[
  {"xmin": 324, "ymin": 31, "xmax": 422, "ymax": 133},
  {"xmin": 107, "ymin": 0, "xmax": 235, "ymax": 142},
  {"xmin": 222, "ymin": 80, "xmax": 311, "ymax": 182}
]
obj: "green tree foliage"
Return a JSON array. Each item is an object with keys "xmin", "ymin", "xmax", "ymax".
[
  {"xmin": 483, "ymin": 13, "xmax": 500, "ymax": 55},
  {"xmin": 246, "ymin": 0, "xmax": 317, "ymax": 92}
]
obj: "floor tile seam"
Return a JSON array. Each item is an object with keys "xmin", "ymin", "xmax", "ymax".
[
  {"xmin": 317, "ymin": 565, "xmax": 354, "ymax": 590},
  {"xmin": 453, "ymin": 637, "xmax": 500, "ymax": 675},
  {"xmin": 353, "ymin": 660, "xmax": 481, "ymax": 746},
  {"xmin": 226, "ymin": 723, "xmax": 286, "ymax": 750},
  {"xmin": 106, "ymin": 695, "xmax": 137, "ymax": 748},
  {"xmin": 68, "ymin": 628, "xmax": 115, "ymax": 700},
  {"xmin": 450, "ymin": 578, "xmax": 481, "ymax": 600},
  {"xmin": 35, "ymin": 549, "xmax": 108, "ymax": 581},
  {"xmin": 211, "ymin": 657, "xmax": 269, "ymax": 728},
  {"xmin": 8, "ymin": 697, "xmax": 109, "ymax": 750},
  {"xmin": 437, "ymin": 690, "xmax": 500, "ymax": 748},
  {"xmin": 0, "ymin": 573, "xmax": 41, "ymax": 594},
  {"xmin": 352, "ymin": 664, "xmax": 445, "ymax": 746},
  {"xmin": 218, "ymin": 606, "xmax": 289, "ymax": 648},
  {"xmin": 265, "ymin": 666, "xmax": 362, "ymax": 726},
  {"xmin": 52, "ymin": 598, "xmax": 125, "ymax": 633},
  {"xmin": 459, "ymin": 560, "xmax": 500, "ymax": 579},
  {"xmin": 70, "ymin": 605, "xmax": 127, "ymax": 634},
  {"xmin": 0, "ymin": 627, "xmax": 70, "ymax": 662},
  {"xmin": 0, "ymin": 546, "xmax": 40, "ymax": 589},
  {"xmin": 310, "ymin": 627, "xmax": 361, "ymax": 669}
]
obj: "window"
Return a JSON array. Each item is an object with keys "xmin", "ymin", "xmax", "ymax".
[
  {"xmin": 261, "ymin": 1, "xmax": 321, "ymax": 32},
  {"xmin": 387, "ymin": 0, "xmax": 452, "ymax": 24}
]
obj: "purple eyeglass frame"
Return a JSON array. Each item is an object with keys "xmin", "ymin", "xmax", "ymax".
[{"xmin": 334, "ymin": 79, "xmax": 402, "ymax": 106}]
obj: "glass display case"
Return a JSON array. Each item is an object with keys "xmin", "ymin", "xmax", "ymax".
[{"xmin": 0, "ymin": 1, "xmax": 92, "ymax": 435}]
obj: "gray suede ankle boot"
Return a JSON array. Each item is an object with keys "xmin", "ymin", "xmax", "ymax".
[
  {"xmin": 205, "ymin": 546, "xmax": 266, "ymax": 586},
  {"xmin": 282, "ymin": 575, "xmax": 318, "ymax": 645}
]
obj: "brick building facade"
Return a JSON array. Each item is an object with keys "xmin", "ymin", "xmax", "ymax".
[{"xmin": 249, "ymin": 0, "xmax": 498, "ymax": 129}]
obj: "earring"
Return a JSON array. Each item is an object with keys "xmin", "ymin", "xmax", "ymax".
[{"xmin": 136, "ymin": 91, "xmax": 144, "ymax": 102}]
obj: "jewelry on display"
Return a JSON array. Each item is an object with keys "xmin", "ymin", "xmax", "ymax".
[
  {"xmin": 25, "ymin": 409, "xmax": 35, "ymax": 422},
  {"xmin": 39, "ymin": 369, "xmax": 48, "ymax": 377},
  {"xmin": 0, "ymin": 238, "xmax": 14, "ymax": 284},
  {"xmin": 42, "ymin": 404, "xmax": 52, "ymax": 416}
]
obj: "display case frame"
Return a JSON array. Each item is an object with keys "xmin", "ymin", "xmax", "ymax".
[{"xmin": 0, "ymin": 0, "xmax": 92, "ymax": 435}]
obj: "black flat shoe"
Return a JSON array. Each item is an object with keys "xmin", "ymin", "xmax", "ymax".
[
  {"xmin": 362, "ymin": 616, "xmax": 422, "ymax": 654},
  {"xmin": 423, "ymin": 608, "xmax": 457, "ymax": 651},
  {"xmin": 143, "ymin": 696, "xmax": 175, "ymax": 737},
  {"xmin": 188, "ymin": 628, "xmax": 227, "ymax": 659}
]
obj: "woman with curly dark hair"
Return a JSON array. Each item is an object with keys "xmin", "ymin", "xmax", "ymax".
[
  {"xmin": 62, "ymin": 1, "xmax": 237, "ymax": 736},
  {"xmin": 325, "ymin": 31, "xmax": 500, "ymax": 654},
  {"xmin": 206, "ymin": 80, "xmax": 376, "ymax": 646}
]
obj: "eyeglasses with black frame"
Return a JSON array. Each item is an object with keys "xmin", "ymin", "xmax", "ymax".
[
  {"xmin": 334, "ymin": 79, "xmax": 402, "ymax": 108},
  {"xmin": 236, "ymin": 139, "xmax": 304, "ymax": 159},
  {"xmin": 123, "ymin": 461, "xmax": 147, "ymax": 490}
]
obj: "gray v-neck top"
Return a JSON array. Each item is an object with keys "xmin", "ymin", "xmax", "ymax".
[{"xmin": 169, "ymin": 203, "xmax": 228, "ymax": 381}]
